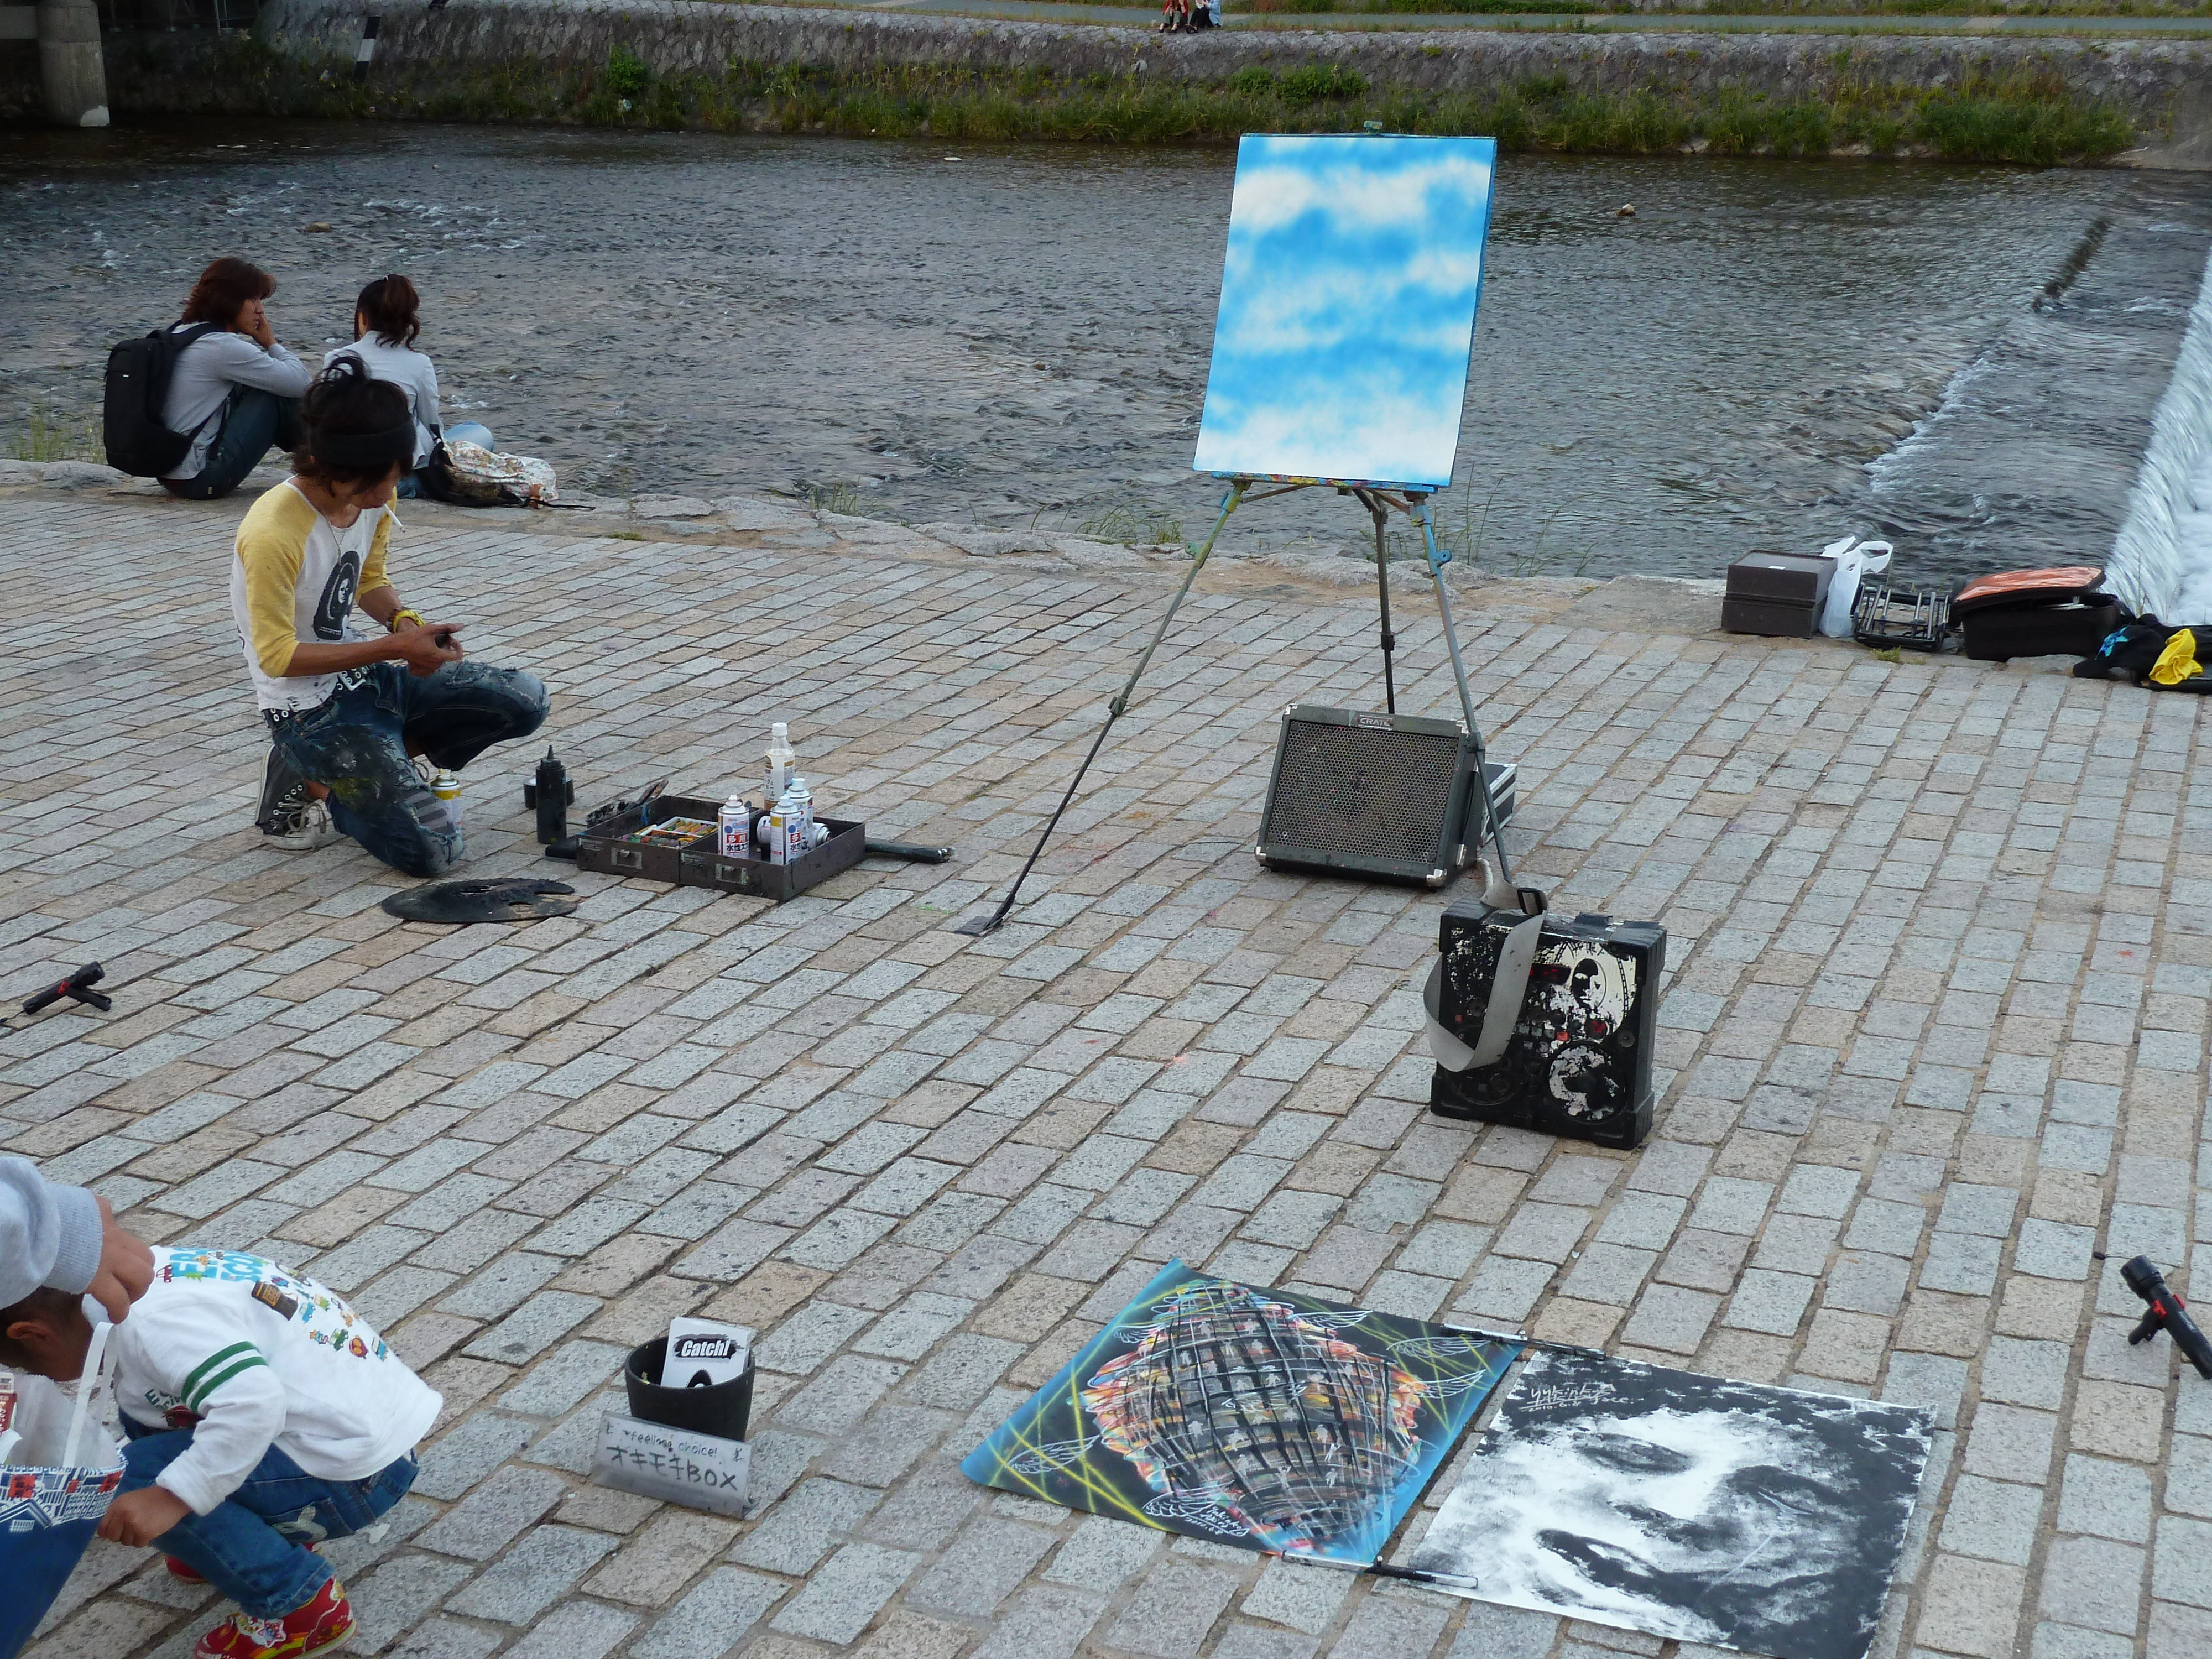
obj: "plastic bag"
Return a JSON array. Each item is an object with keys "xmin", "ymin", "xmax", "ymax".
[
  {"xmin": 1818, "ymin": 535, "xmax": 1894, "ymax": 639},
  {"xmin": 0, "ymin": 1324, "xmax": 124, "ymax": 1659},
  {"xmin": 419, "ymin": 437, "xmax": 558, "ymax": 508}
]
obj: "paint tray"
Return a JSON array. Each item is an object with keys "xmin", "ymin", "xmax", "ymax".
[
  {"xmin": 576, "ymin": 792, "xmax": 723, "ymax": 883},
  {"xmin": 1851, "ymin": 580, "xmax": 1950, "ymax": 651},
  {"xmin": 679, "ymin": 817, "xmax": 865, "ymax": 904}
]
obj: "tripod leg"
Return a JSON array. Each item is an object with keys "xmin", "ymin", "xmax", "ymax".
[
  {"xmin": 1365, "ymin": 493, "xmax": 1397, "ymax": 714},
  {"xmin": 1415, "ymin": 496, "xmax": 1513, "ymax": 886},
  {"xmin": 956, "ymin": 482, "xmax": 1248, "ymax": 936}
]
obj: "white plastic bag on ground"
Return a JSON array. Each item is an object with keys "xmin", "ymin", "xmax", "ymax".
[{"xmin": 1818, "ymin": 535, "xmax": 1894, "ymax": 638}]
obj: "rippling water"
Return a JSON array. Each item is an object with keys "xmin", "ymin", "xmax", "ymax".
[{"xmin": 4, "ymin": 121, "xmax": 2205, "ymax": 583}]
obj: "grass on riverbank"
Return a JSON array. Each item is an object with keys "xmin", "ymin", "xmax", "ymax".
[
  {"xmin": 106, "ymin": 35, "xmax": 2135, "ymax": 165},
  {"xmin": 2, "ymin": 401, "xmax": 101, "ymax": 465},
  {"xmin": 626, "ymin": 56, "xmax": 2132, "ymax": 163}
]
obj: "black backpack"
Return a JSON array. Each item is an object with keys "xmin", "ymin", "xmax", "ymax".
[{"xmin": 102, "ymin": 321, "xmax": 218, "ymax": 476}]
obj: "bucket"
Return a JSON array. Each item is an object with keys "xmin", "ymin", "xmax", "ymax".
[{"xmin": 624, "ymin": 1337, "xmax": 754, "ymax": 1442}]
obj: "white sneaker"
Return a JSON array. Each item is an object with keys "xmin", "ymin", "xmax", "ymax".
[{"xmin": 263, "ymin": 797, "xmax": 342, "ymax": 851}]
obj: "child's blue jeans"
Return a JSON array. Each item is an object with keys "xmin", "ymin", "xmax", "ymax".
[{"xmin": 121, "ymin": 1418, "xmax": 418, "ymax": 1618}]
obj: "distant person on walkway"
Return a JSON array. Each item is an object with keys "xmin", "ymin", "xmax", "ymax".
[
  {"xmin": 323, "ymin": 273, "xmax": 494, "ymax": 500},
  {"xmin": 160, "ymin": 257, "xmax": 313, "ymax": 501},
  {"xmin": 236, "ymin": 356, "xmax": 548, "ymax": 872}
]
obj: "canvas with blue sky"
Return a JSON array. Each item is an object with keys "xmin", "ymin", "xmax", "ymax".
[{"xmin": 1193, "ymin": 133, "xmax": 1498, "ymax": 491}]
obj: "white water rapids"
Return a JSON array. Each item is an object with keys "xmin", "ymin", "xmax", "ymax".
[{"xmin": 2109, "ymin": 244, "xmax": 2212, "ymax": 623}]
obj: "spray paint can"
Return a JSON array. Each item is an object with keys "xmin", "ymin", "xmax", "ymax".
[
  {"xmin": 764, "ymin": 789, "xmax": 794, "ymax": 865},
  {"xmin": 431, "ymin": 767, "xmax": 462, "ymax": 830},
  {"xmin": 530, "ymin": 747, "xmax": 571, "ymax": 845},
  {"xmin": 786, "ymin": 776, "xmax": 814, "ymax": 857},
  {"xmin": 718, "ymin": 792, "xmax": 750, "ymax": 858},
  {"xmin": 765, "ymin": 722, "xmax": 795, "ymax": 805}
]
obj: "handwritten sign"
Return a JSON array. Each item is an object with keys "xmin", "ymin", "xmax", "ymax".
[{"xmin": 591, "ymin": 1413, "xmax": 750, "ymax": 1517}]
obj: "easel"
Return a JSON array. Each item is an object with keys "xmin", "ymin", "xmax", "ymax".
[{"xmin": 956, "ymin": 477, "xmax": 1517, "ymax": 935}]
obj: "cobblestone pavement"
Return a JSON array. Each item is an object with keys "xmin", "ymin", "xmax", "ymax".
[{"xmin": 3, "ymin": 479, "xmax": 2207, "ymax": 1659}]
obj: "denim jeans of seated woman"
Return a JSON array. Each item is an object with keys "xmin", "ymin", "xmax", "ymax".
[
  {"xmin": 396, "ymin": 421, "xmax": 494, "ymax": 499},
  {"xmin": 267, "ymin": 657, "xmax": 549, "ymax": 877},
  {"xmin": 164, "ymin": 388, "xmax": 304, "ymax": 502},
  {"xmin": 119, "ymin": 1416, "xmax": 417, "ymax": 1619}
]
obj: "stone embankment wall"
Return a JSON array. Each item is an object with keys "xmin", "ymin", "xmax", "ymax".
[
  {"xmin": 18, "ymin": 0, "xmax": 2212, "ymax": 164},
  {"xmin": 260, "ymin": 0, "xmax": 2206, "ymax": 129}
]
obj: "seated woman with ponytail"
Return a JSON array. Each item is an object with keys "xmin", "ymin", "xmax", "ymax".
[
  {"xmin": 232, "ymin": 356, "xmax": 549, "ymax": 874},
  {"xmin": 325, "ymin": 273, "xmax": 494, "ymax": 499}
]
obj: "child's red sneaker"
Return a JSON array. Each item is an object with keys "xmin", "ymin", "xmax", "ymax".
[{"xmin": 193, "ymin": 1577, "xmax": 354, "ymax": 1658}]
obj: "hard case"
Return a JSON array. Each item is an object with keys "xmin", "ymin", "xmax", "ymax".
[
  {"xmin": 1950, "ymin": 566, "xmax": 2105, "ymax": 618},
  {"xmin": 1428, "ymin": 901, "xmax": 1666, "ymax": 1150},
  {"xmin": 1959, "ymin": 599, "xmax": 2121, "ymax": 663},
  {"xmin": 680, "ymin": 818, "xmax": 867, "ymax": 902},
  {"xmin": 1720, "ymin": 596, "xmax": 1820, "ymax": 638},
  {"xmin": 577, "ymin": 792, "xmax": 725, "ymax": 884},
  {"xmin": 580, "ymin": 794, "xmax": 867, "ymax": 904},
  {"xmin": 1725, "ymin": 551, "xmax": 1834, "ymax": 605}
]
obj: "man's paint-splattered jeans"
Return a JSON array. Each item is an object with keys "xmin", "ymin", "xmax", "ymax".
[{"xmin": 267, "ymin": 659, "xmax": 550, "ymax": 877}]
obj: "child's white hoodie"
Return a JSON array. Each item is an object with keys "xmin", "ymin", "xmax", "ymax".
[{"xmin": 112, "ymin": 1248, "xmax": 441, "ymax": 1516}]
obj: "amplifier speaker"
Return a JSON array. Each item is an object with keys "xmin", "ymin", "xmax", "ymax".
[{"xmin": 1255, "ymin": 704, "xmax": 1514, "ymax": 889}]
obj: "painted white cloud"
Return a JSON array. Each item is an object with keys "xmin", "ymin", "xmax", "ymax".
[{"xmin": 1193, "ymin": 134, "xmax": 1498, "ymax": 488}]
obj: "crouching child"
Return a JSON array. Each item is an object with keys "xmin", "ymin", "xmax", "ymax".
[{"xmin": 0, "ymin": 1248, "xmax": 440, "ymax": 1659}]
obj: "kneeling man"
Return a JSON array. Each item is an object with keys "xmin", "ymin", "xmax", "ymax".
[{"xmin": 236, "ymin": 356, "xmax": 547, "ymax": 875}]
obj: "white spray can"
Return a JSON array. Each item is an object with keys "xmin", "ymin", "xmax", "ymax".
[
  {"xmin": 764, "ymin": 789, "xmax": 794, "ymax": 866},
  {"xmin": 786, "ymin": 776, "xmax": 815, "ymax": 857},
  {"xmin": 765, "ymin": 722, "xmax": 795, "ymax": 806},
  {"xmin": 431, "ymin": 767, "xmax": 462, "ymax": 830},
  {"xmin": 718, "ymin": 792, "xmax": 750, "ymax": 858}
]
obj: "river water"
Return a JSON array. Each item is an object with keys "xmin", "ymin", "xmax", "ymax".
[{"xmin": 4, "ymin": 119, "xmax": 2205, "ymax": 584}]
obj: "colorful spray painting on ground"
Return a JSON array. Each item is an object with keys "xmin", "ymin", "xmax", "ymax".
[
  {"xmin": 1410, "ymin": 1349, "xmax": 1934, "ymax": 1659},
  {"xmin": 1192, "ymin": 132, "xmax": 1497, "ymax": 492},
  {"xmin": 962, "ymin": 1259, "xmax": 1521, "ymax": 1564}
]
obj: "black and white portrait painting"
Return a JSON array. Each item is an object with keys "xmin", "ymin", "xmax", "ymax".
[{"xmin": 1410, "ymin": 1351, "xmax": 1934, "ymax": 1659}]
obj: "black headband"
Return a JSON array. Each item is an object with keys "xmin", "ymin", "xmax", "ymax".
[{"xmin": 311, "ymin": 421, "xmax": 415, "ymax": 470}]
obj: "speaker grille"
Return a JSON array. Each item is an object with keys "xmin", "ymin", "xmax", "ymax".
[{"xmin": 1267, "ymin": 718, "xmax": 1460, "ymax": 869}]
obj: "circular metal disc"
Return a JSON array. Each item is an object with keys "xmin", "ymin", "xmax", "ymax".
[{"xmin": 381, "ymin": 876, "xmax": 581, "ymax": 924}]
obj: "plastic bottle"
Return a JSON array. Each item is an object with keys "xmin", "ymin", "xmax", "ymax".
[
  {"xmin": 718, "ymin": 792, "xmax": 750, "ymax": 858},
  {"xmin": 431, "ymin": 768, "xmax": 462, "ymax": 830},
  {"xmin": 765, "ymin": 723, "xmax": 796, "ymax": 805}
]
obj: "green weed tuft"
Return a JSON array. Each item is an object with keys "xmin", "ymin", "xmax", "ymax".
[
  {"xmin": 606, "ymin": 44, "xmax": 650, "ymax": 98},
  {"xmin": 3, "ymin": 400, "xmax": 101, "ymax": 463}
]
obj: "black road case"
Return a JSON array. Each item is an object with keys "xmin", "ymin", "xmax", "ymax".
[{"xmin": 1428, "ymin": 900, "xmax": 1666, "ymax": 1149}]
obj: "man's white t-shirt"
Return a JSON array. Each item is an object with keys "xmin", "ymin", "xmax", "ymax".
[
  {"xmin": 325, "ymin": 337, "xmax": 443, "ymax": 468},
  {"xmin": 228, "ymin": 482, "xmax": 394, "ymax": 714}
]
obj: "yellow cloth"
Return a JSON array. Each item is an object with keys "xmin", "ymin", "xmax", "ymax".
[{"xmin": 2151, "ymin": 628, "xmax": 2201, "ymax": 687}]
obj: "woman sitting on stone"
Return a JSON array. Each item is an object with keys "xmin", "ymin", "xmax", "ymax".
[
  {"xmin": 325, "ymin": 273, "xmax": 493, "ymax": 499},
  {"xmin": 160, "ymin": 257, "xmax": 312, "ymax": 500}
]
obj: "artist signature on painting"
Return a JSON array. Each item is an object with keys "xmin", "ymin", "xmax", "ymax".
[{"xmin": 1521, "ymin": 1383, "xmax": 1615, "ymax": 1411}]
